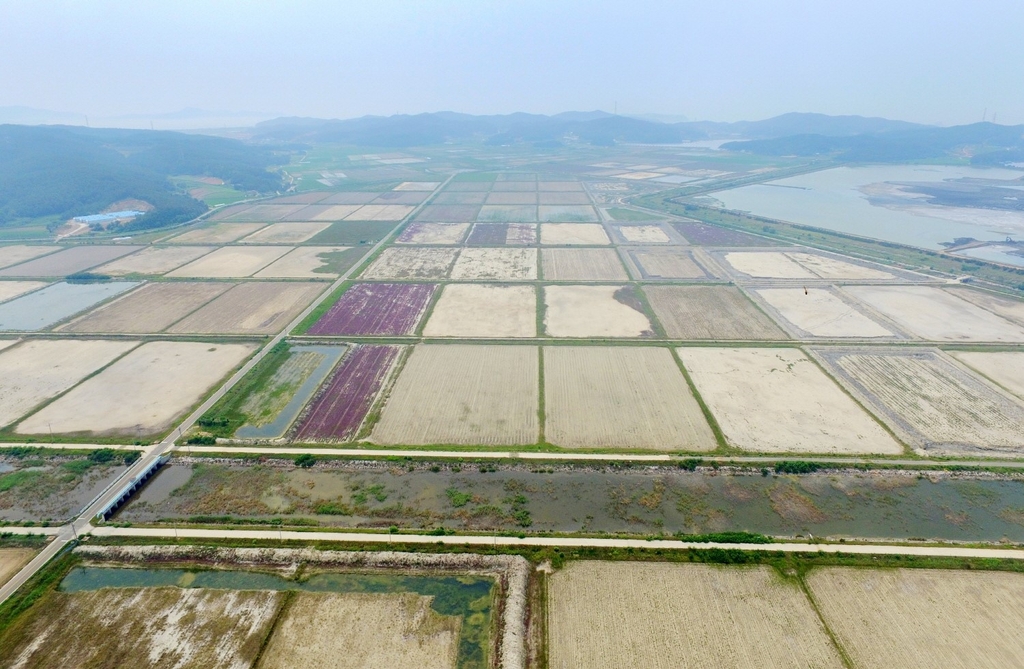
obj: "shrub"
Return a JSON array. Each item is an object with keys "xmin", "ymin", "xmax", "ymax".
[
  {"xmin": 774, "ymin": 461, "xmax": 821, "ymax": 474},
  {"xmin": 294, "ymin": 453, "xmax": 316, "ymax": 468}
]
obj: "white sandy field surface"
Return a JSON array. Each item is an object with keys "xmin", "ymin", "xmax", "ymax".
[
  {"xmin": 755, "ymin": 288, "xmax": 895, "ymax": 338},
  {"xmin": 17, "ymin": 340, "xmax": 255, "ymax": 436},
  {"xmin": 946, "ymin": 287, "xmax": 1024, "ymax": 326},
  {"xmin": 549, "ymin": 562, "xmax": 843, "ymax": 669},
  {"xmin": 0, "ymin": 245, "xmax": 60, "ymax": 270},
  {"xmin": 361, "ymin": 248, "xmax": 458, "ymax": 280},
  {"xmin": 631, "ymin": 250, "xmax": 708, "ymax": 279},
  {"xmin": 724, "ymin": 251, "xmax": 818, "ymax": 279},
  {"xmin": 166, "ymin": 245, "xmax": 293, "ymax": 278},
  {"xmin": 950, "ymin": 351, "xmax": 1024, "ymax": 400},
  {"xmin": 616, "ymin": 225, "xmax": 671, "ymax": 243},
  {"xmin": 544, "ymin": 285, "xmax": 653, "ymax": 338},
  {"xmin": 450, "ymin": 247, "xmax": 537, "ymax": 281},
  {"xmin": 678, "ymin": 347, "xmax": 902, "ymax": 454},
  {"xmin": 398, "ymin": 223, "xmax": 470, "ymax": 245},
  {"xmin": 254, "ymin": 246, "xmax": 350, "ymax": 278},
  {"xmin": 93, "ymin": 246, "xmax": 215, "ymax": 276},
  {"xmin": 540, "ymin": 223, "xmax": 611, "ymax": 245},
  {"xmin": 239, "ymin": 221, "xmax": 331, "ymax": 243},
  {"xmin": 786, "ymin": 252, "xmax": 896, "ymax": 280},
  {"xmin": 166, "ymin": 222, "xmax": 265, "ymax": 244},
  {"xmin": 422, "ymin": 284, "xmax": 536, "ymax": 338},
  {"xmin": 541, "ymin": 248, "xmax": 628, "ymax": 281}
]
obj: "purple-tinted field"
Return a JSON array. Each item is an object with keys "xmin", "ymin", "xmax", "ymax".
[
  {"xmin": 307, "ymin": 283, "xmax": 436, "ymax": 336},
  {"xmin": 672, "ymin": 222, "xmax": 785, "ymax": 246},
  {"xmin": 293, "ymin": 345, "xmax": 399, "ymax": 441},
  {"xmin": 415, "ymin": 205, "xmax": 480, "ymax": 222},
  {"xmin": 467, "ymin": 223, "xmax": 508, "ymax": 245},
  {"xmin": 373, "ymin": 191, "xmax": 430, "ymax": 205}
]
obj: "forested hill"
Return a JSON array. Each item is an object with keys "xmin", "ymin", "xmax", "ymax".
[{"xmin": 0, "ymin": 125, "xmax": 285, "ymax": 229}]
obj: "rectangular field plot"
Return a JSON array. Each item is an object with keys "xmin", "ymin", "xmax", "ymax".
[
  {"xmin": 540, "ymin": 223, "xmax": 610, "ymax": 245},
  {"xmin": 723, "ymin": 251, "xmax": 818, "ymax": 279},
  {"xmin": 645, "ymin": 285, "xmax": 786, "ymax": 340},
  {"xmin": 614, "ymin": 224, "xmax": 672, "ymax": 244},
  {"xmin": 239, "ymin": 222, "xmax": 331, "ymax": 243},
  {"xmin": 673, "ymin": 221, "xmax": 784, "ymax": 246},
  {"xmin": 807, "ymin": 568, "xmax": 1024, "ymax": 669},
  {"xmin": 307, "ymin": 283, "xmax": 436, "ymax": 336},
  {"xmin": 755, "ymin": 288, "xmax": 896, "ymax": 338},
  {"xmin": 466, "ymin": 223, "xmax": 508, "ymax": 245},
  {"xmin": 370, "ymin": 345, "xmax": 538, "ymax": 446},
  {"xmin": 538, "ymin": 181, "xmax": 585, "ymax": 191},
  {"xmin": 268, "ymin": 191, "xmax": 332, "ymax": 204},
  {"xmin": 507, "ymin": 223, "xmax": 537, "ymax": 245},
  {"xmin": 950, "ymin": 351, "xmax": 1024, "ymax": 400},
  {"xmin": 346, "ymin": 204, "xmax": 414, "ymax": 221},
  {"xmin": 307, "ymin": 220, "xmax": 395, "ymax": 246},
  {"xmin": 423, "ymin": 284, "xmax": 536, "ymax": 338},
  {"xmin": 538, "ymin": 192, "xmax": 591, "ymax": 205},
  {"xmin": 16, "ymin": 341, "xmax": 256, "ymax": 437},
  {"xmin": 817, "ymin": 348, "xmax": 1024, "ymax": 456},
  {"xmin": 538, "ymin": 205, "xmax": 599, "ymax": 222},
  {"xmin": 444, "ymin": 181, "xmax": 492, "ymax": 192},
  {"xmin": 542, "ymin": 248, "xmax": 627, "ymax": 281},
  {"xmin": 166, "ymin": 245, "xmax": 293, "ymax": 278},
  {"xmin": 786, "ymin": 252, "xmax": 896, "ymax": 280},
  {"xmin": 0, "ymin": 339, "xmax": 138, "ymax": 428},
  {"xmin": 549, "ymin": 562, "xmax": 842, "ymax": 669},
  {"xmin": 393, "ymin": 181, "xmax": 440, "ymax": 191},
  {"xmin": 628, "ymin": 249, "xmax": 710, "ymax": 279},
  {"xmin": 477, "ymin": 205, "xmax": 537, "ymax": 222},
  {"xmin": 94, "ymin": 245, "xmax": 214, "ymax": 275},
  {"xmin": 360, "ymin": 247, "xmax": 458, "ymax": 280},
  {"xmin": 169, "ymin": 282, "xmax": 323, "ymax": 335},
  {"xmin": 545, "ymin": 347, "xmax": 714, "ymax": 450},
  {"xmin": 544, "ymin": 285, "xmax": 654, "ymax": 338},
  {"xmin": 60, "ymin": 282, "xmax": 231, "ymax": 334},
  {"xmin": 433, "ymin": 191, "xmax": 488, "ymax": 205},
  {"xmin": 320, "ymin": 191, "xmax": 381, "ymax": 205},
  {"xmin": 683, "ymin": 347, "xmax": 901, "ymax": 454},
  {"xmin": 947, "ymin": 288, "xmax": 1024, "ymax": 325},
  {"xmin": 372, "ymin": 190, "xmax": 431, "ymax": 205},
  {"xmin": 451, "ymin": 248, "xmax": 537, "ymax": 281},
  {"xmin": 0, "ymin": 281, "xmax": 47, "ymax": 303},
  {"xmin": 843, "ymin": 285, "xmax": 1024, "ymax": 342},
  {"xmin": 396, "ymin": 223, "xmax": 469, "ymax": 245},
  {"xmin": 414, "ymin": 205, "xmax": 480, "ymax": 222},
  {"xmin": 294, "ymin": 345, "xmax": 401, "ymax": 442},
  {"xmin": 296, "ymin": 204, "xmax": 360, "ymax": 221},
  {"xmin": 165, "ymin": 222, "xmax": 265, "ymax": 244},
  {"xmin": 254, "ymin": 246, "xmax": 352, "ymax": 278},
  {"xmin": 0, "ymin": 281, "xmax": 139, "ymax": 331},
  {"xmin": 0, "ymin": 245, "xmax": 141, "ymax": 278},
  {"xmin": 217, "ymin": 203, "xmax": 307, "ymax": 221},
  {"xmin": 485, "ymin": 191, "xmax": 537, "ymax": 205},
  {"xmin": 0, "ymin": 245, "xmax": 60, "ymax": 269}
]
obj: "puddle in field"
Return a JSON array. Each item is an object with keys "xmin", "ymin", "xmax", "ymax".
[{"xmin": 120, "ymin": 461, "xmax": 1024, "ymax": 542}]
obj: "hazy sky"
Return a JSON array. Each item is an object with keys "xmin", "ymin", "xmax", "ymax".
[{"xmin": 2, "ymin": 0, "xmax": 1022, "ymax": 125}]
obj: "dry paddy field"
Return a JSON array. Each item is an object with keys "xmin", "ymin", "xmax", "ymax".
[
  {"xmin": 450, "ymin": 247, "xmax": 537, "ymax": 281},
  {"xmin": 0, "ymin": 339, "xmax": 137, "ymax": 428},
  {"xmin": 254, "ymin": 246, "xmax": 350, "ymax": 278},
  {"xmin": 679, "ymin": 347, "xmax": 902, "ymax": 454},
  {"xmin": 0, "ymin": 245, "xmax": 141, "ymax": 278},
  {"xmin": 947, "ymin": 287, "xmax": 1024, "ymax": 325},
  {"xmin": 17, "ymin": 341, "xmax": 255, "ymax": 437},
  {"xmin": 258, "ymin": 592, "xmax": 459, "ymax": 669},
  {"xmin": 544, "ymin": 285, "xmax": 654, "ymax": 338},
  {"xmin": 0, "ymin": 281, "xmax": 47, "ymax": 303},
  {"xmin": 239, "ymin": 222, "xmax": 330, "ymax": 244},
  {"xmin": 950, "ymin": 351, "xmax": 1024, "ymax": 400},
  {"xmin": 167, "ymin": 223, "xmax": 265, "ymax": 244},
  {"xmin": 220, "ymin": 203, "xmax": 308, "ymax": 221},
  {"xmin": 615, "ymin": 224, "xmax": 672, "ymax": 244},
  {"xmin": 722, "ymin": 251, "xmax": 818, "ymax": 280},
  {"xmin": 538, "ymin": 192, "xmax": 591, "ymax": 205},
  {"xmin": 786, "ymin": 252, "xmax": 896, "ymax": 280},
  {"xmin": 167, "ymin": 282, "xmax": 324, "ymax": 335},
  {"xmin": 0, "ymin": 548, "xmax": 35, "ymax": 586},
  {"xmin": 303, "ymin": 204, "xmax": 360, "ymax": 221},
  {"xmin": 167, "ymin": 246, "xmax": 293, "ymax": 278},
  {"xmin": 538, "ymin": 205, "xmax": 599, "ymax": 222},
  {"xmin": 361, "ymin": 248, "xmax": 458, "ymax": 280},
  {"xmin": 541, "ymin": 248, "xmax": 627, "ymax": 281},
  {"xmin": 817, "ymin": 348, "xmax": 1024, "ymax": 456},
  {"xmin": 422, "ymin": 284, "xmax": 536, "ymax": 338},
  {"xmin": 754, "ymin": 288, "xmax": 895, "ymax": 338},
  {"xmin": 60, "ymin": 282, "xmax": 231, "ymax": 334},
  {"xmin": 478, "ymin": 205, "xmax": 537, "ymax": 223},
  {"xmin": 549, "ymin": 562, "xmax": 842, "ymax": 669},
  {"xmin": 94, "ymin": 246, "xmax": 215, "ymax": 276},
  {"xmin": 628, "ymin": 249, "xmax": 710, "ymax": 280},
  {"xmin": 371, "ymin": 344, "xmax": 538, "ymax": 446},
  {"xmin": 486, "ymin": 191, "xmax": 537, "ymax": 205},
  {"xmin": 347, "ymin": 204, "xmax": 414, "ymax": 221},
  {"xmin": 807, "ymin": 568, "xmax": 1024, "ymax": 669},
  {"xmin": 0, "ymin": 246, "xmax": 59, "ymax": 270},
  {"xmin": 645, "ymin": 286, "xmax": 786, "ymax": 340},
  {"xmin": 544, "ymin": 347, "xmax": 714, "ymax": 450},
  {"xmin": 0, "ymin": 587, "xmax": 282, "ymax": 668},
  {"xmin": 397, "ymin": 223, "xmax": 470, "ymax": 245},
  {"xmin": 842, "ymin": 285, "xmax": 1024, "ymax": 342},
  {"xmin": 540, "ymin": 223, "xmax": 610, "ymax": 245}
]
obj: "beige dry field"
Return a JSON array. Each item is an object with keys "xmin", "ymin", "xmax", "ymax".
[
  {"xmin": 0, "ymin": 549, "xmax": 36, "ymax": 586},
  {"xmin": 950, "ymin": 351, "xmax": 1024, "ymax": 400},
  {"xmin": 544, "ymin": 347, "xmax": 715, "ymax": 450},
  {"xmin": 0, "ymin": 281, "xmax": 47, "ymax": 303},
  {"xmin": 371, "ymin": 344, "xmax": 538, "ymax": 445},
  {"xmin": 361, "ymin": 248, "xmax": 458, "ymax": 280},
  {"xmin": 723, "ymin": 252, "xmax": 818, "ymax": 279},
  {"xmin": 486, "ymin": 191, "xmax": 537, "ymax": 205},
  {"xmin": 167, "ymin": 223, "xmax": 265, "ymax": 244},
  {"xmin": 786, "ymin": 252, "xmax": 896, "ymax": 280},
  {"xmin": 348, "ymin": 204, "xmax": 414, "ymax": 221},
  {"xmin": 544, "ymin": 285, "xmax": 654, "ymax": 338},
  {"xmin": 254, "ymin": 246, "xmax": 350, "ymax": 278},
  {"xmin": 678, "ymin": 347, "xmax": 901, "ymax": 454},
  {"xmin": 0, "ymin": 245, "xmax": 142, "ymax": 278},
  {"xmin": 258, "ymin": 592, "xmax": 459, "ymax": 669},
  {"xmin": 821, "ymin": 349, "xmax": 1024, "ymax": 455},
  {"xmin": 394, "ymin": 181, "xmax": 440, "ymax": 191},
  {"xmin": 1, "ymin": 587, "xmax": 282, "ymax": 668},
  {"xmin": 614, "ymin": 171, "xmax": 663, "ymax": 180},
  {"xmin": 541, "ymin": 248, "xmax": 628, "ymax": 281},
  {"xmin": 540, "ymin": 223, "xmax": 611, "ymax": 245},
  {"xmin": 167, "ymin": 282, "xmax": 324, "ymax": 335},
  {"xmin": 843, "ymin": 285, "xmax": 1024, "ymax": 342},
  {"xmin": 450, "ymin": 247, "xmax": 537, "ymax": 281},
  {"xmin": 0, "ymin": 340, "xmax": 17, "ymax": 353},
  {"xmin": 947, "ymin": 287, "xmax": 1024, "ymax": 325},
  {"xmin": 422, "ymin": 284, "xmax": 536, "ymax": 338},
  {"xmin": 645, "ymin": 286, "xmax": 787, "ymax": 340},
  {"xmin": 0, "ymin": 339, "xmax": 137, "ymax": 428},
  {"xmin": 549, "ymin": 562, "xmax": 842, "ymax": 669},
  {"xmin": 506, "ymin": 223, "xmax": 537, "ymax": 245},
  {"xmin": 398, "ymin": 223, "xmax": 470, "ymax": 245},
  {"xmin": 17, "ymin": 341, "xmax": 255, "ymax": 436},
  {"xmin": 0, "ymin": 246, "xmax": 59, "ymax": 270},
  {"xmin": 94, "ymin": 246, "xmax": 215, "ymax": 276},
  {"xmin": 631, "ymin": 249, "xmax": 708, "ymax": 279},
  {"xmin": 616, "ymin": 225, "xmax": 671, "ymax": 243},
  {"xmin": 166, "ymin": 246, "xmax": 293, "ymax": 278},
  {"xmin": 239, "ymin": 222, "xmax": 330, "ymax": 244},
  {"xmin": 308, "ymin": 204, "xmax": 362, "ymax": 221},
  {"xmin": 807, "ymin": 568, "xmax": 1024, "ymax": 669},
  {"xmin": 755, "ymin": 288, "xmax": 895, "ymax": 338},
  {"xmin": 59, "ymin": 282, "xmax": 232, "ymax": 333},
  {"xmin": 223, "ymin": 203, "xmax": 307, "ymax": 221}
]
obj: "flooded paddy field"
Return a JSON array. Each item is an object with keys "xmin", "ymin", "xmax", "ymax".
[{"xmin": 121, "ymin": 459, "xmax": 1024, "ymax": 542}]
